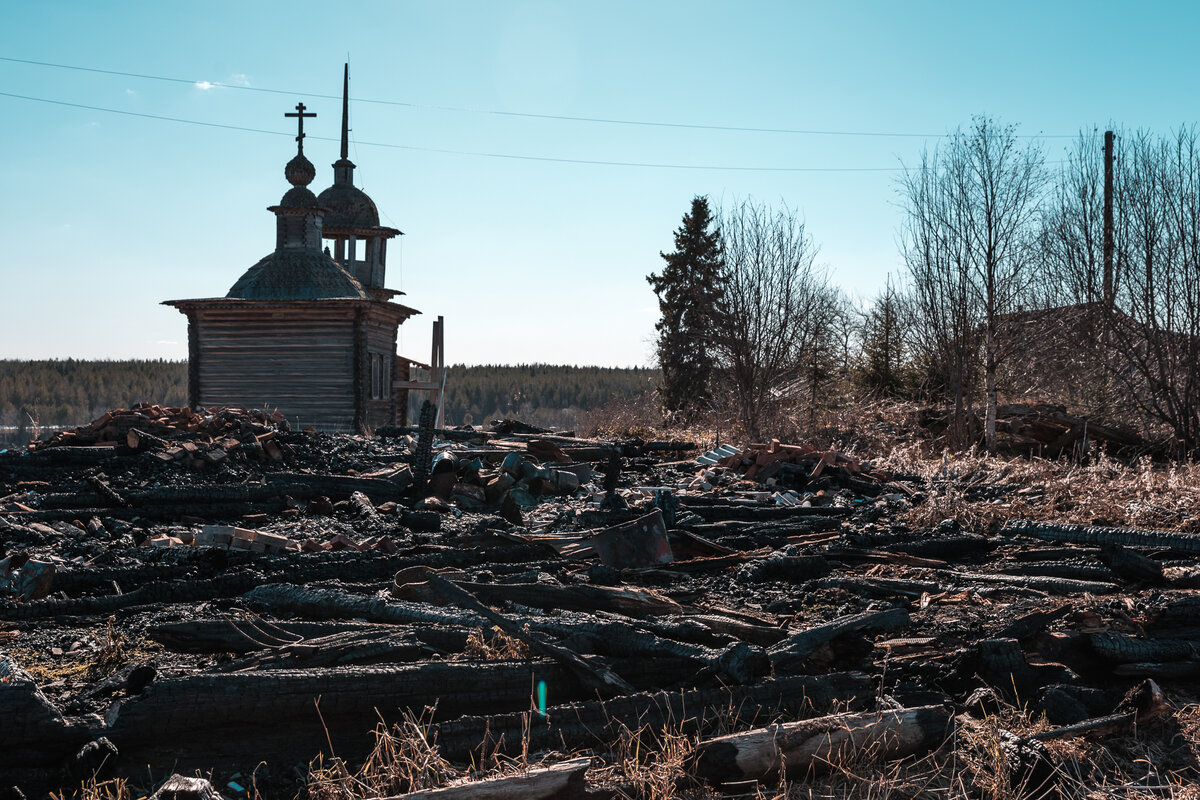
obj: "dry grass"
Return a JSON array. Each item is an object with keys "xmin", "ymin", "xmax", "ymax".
[
  {"xmin": 49, "ymin": 777, "xmax": 130, "ymax": 800},
  {"xmin": 9, "ymin": 617, "xmax": 159, "ymax": 684},
  {"xmin": 875, "ymin": 446, "xmax": 1200, "ymax": 533},
  {"xmin": 602, "ymin": 721, "xmax": 699, "ymax": 800},
  {"xmin": 295, "ymin": 697, "xmax": 1200, "ymax": 800},
  {"xmin": 305, "ymin": 708, "xmax": 456, "ymax": 800},
  {"xmin": 461, "ymin": 625, "xmax": 530, "ymax": 661}
]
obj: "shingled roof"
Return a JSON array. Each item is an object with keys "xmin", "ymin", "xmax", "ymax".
[{"xmin": 226, "ymin": 249, "xmax": 367, "ymax": 300}]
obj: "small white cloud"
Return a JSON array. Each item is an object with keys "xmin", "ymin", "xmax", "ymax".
[
  {"xmin": 125, "ymin": 88, "xmax": 136, "ymax": 96},
  {"xmin": 86, "ymin": 121, "xmax": 100, "ymax": 127},
  {"xmin": 194, "ymin": 81, "xmax": 214, "ymax": 90},
  {"xmin": 229, "ymin": 73, "xmax": 250, "ymax": 87}
]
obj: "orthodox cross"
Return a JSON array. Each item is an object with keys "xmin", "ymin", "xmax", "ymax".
[{"xmin": 285, "ymin": 102, "xmax": 316, "ymax": 151}]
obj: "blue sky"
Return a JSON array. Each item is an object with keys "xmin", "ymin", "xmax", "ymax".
[{"xmin": 2, "ymin": 1, "xmax": 1197, "ymax": 366}]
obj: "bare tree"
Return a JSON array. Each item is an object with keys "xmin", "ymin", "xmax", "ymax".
[
  {"xmin": 900, "ymin": 145, "xmax": 979, "ymax": 447},
  {"xmin": 1039, "ymin": 132, "xmax": 1107, "ymax": 308},
  {"xmin": 1041, "ymin": 127, "xmax": 1200, "ymax": 454},
  {"xmin": 715, "ymin": 199, "xmax": 833, "ymax": 437},
  {"xmin": 1109, "ymin": 128, "xmax": 1200, "ymax": 454},
  {"xmin": 900, "ymin": 117, "xmax": 1047, "ymax": 451}
]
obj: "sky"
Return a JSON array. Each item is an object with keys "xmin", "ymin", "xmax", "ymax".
[{"xmin": 2, "ymin": 1, "xmax": 1198, "ymax": 367}]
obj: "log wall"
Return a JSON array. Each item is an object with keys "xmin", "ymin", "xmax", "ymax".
[{"xmin": 194, "ymin": 307, "xmax": 358, "ymax": 430}]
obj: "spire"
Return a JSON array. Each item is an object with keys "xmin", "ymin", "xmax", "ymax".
[
  {"xmin": 340, "ymin": 63, "xmax": 350, "ymax": 161},
  {"xmin": 333, "ymin": 63, "xmax": 355, "ymax": 186}
]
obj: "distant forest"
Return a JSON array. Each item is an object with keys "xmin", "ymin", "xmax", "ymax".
[{"xmin": 0, "ymin": 360, "xmax": 658, "ymax": 437}]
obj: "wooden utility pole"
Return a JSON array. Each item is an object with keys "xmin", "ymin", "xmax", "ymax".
[{"xmin": 1103, "ymin": 130, "xmax": 1115, "ymax": 305}]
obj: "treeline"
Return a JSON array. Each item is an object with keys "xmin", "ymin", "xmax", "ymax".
[
  {"xmin": 0, "ymin": 359, "xmax": 188, "ymax": 430},
  {"xmin": 435, "ymin": 364, "xmax": 659, "ymax": 430},
  {"xmin": 0, "ymin": 359, "xmax": 658, "ymax": 435}
]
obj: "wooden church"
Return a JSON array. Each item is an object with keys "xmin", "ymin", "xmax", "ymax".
[{"xmin": 165, "ymin": 67, "xmax": 419, "ymax": 432}]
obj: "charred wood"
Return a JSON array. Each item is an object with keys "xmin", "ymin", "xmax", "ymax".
[{"xmin": 686, "ymin": 704, "xmax": 953, "ymax": 783}]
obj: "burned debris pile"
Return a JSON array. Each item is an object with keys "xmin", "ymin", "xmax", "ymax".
[
  {"xmin": 920, "ymin": 402, "xmax": 1153, "ymax": 458},
  {"xmin": 3, "ymin": 409, "xmax": 1200, "ymax": 798}
]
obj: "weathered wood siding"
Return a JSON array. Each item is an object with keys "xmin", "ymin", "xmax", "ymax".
[
  {"xmin": 363, "ymin": 310, "xmax": 400, "ymax": 430},
  {"xmin": 194, "ymin": 308, "xmax": 358, "ymax": 430}
]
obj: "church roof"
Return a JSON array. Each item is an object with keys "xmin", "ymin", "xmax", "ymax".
[
  {"xmin": 317, "ymin": 174, "xmax": 380, "ymax": 228},
  {"xmin": 227, "ymin": 249, "xmax": 368, "ymax": 300}
]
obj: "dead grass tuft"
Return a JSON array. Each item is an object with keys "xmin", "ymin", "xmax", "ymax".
[
  {"xmin": 462, "ymin": 626, "xmax": 530, "ymax": 661},
  {"xmin": 305, "ymin": 708, "xmax": 457, "ymax": 800},
  {"xmin": 49, "ymin": 777, "xmax": 130, "ymax": 800},
  {"xmin": 600, "ymin": 720, "xmax": 699, "ymax": 800}
]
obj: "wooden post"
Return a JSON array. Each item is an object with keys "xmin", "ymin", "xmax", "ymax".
[
  {"xmin": 1103, "ymin": 130, "xmax": 1115, "ymax": 305},
  {"xmin": 431, "ymin": 316, "xmax": 445, "ymax": 427},
  {"xmin": 395, "ymin": 357, "xmax": 411, "ymax": 426}
]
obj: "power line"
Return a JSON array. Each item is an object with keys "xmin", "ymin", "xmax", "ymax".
[
  {"xmin": 0, "ymin": 55, "xmax": 1077, "ymax": 139},
  {"xmin": 0, "ymin": 90, "xmax": 909, "ymax": 172}
]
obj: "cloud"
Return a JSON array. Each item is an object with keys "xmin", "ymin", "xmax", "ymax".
[
  {"xmin": 194, "ymin": 81, "xmax": 214, "ymax": 90},
  {"xmin": 125, "ymin": 88, "xmax": 136, "ymax": 96},
  {"xmin": 229, "ymin": 73, "xmax": 251, "ymax": 87}
]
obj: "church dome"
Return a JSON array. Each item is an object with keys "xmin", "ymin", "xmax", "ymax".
[
  {"xmin": 226, "ymin": 249, "xmax": 368, "ymax": 301},
  {"xmin": 280, "ymin": 186, "xmax": 321, "ymax": 209},
  {"xmin": 285, "ymin": 152, "xmax": 316, "ymax": 187},
  {"xmin": 317, "ymin": 176, "xmax": 380, "ymax": 228}
]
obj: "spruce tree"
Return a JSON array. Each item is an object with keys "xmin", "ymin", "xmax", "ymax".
[{"xmin": 647, "ymin": 196, "xmax": 725, "ymax": 419}]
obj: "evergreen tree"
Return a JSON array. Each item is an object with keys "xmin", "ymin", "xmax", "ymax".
[
  {"xmin": 647, "ymin": 196, "xmax": 726, "ymax": 419},
  {"xmin": 855, "ymin": 281, "xmax": 913, "ymax": 397}
]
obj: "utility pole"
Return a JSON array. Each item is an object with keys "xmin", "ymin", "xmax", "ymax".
[{"xmin": 1103, "ymin": 130, "xmax": 1115, "ymax": 305}]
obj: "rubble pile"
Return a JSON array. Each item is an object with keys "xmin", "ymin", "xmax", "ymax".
[
  {"xmin": 2, "ymin": 414, "xmax": 1200, "ymax": 798},
  {"xmin": 921, "ymin": 402, "xmax": 1153, "ymax": 458}
]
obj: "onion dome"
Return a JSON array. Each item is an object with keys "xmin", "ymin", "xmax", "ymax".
[{"xmin": 225, "ymin": 101, "xmax": 368, "ymax": 302}]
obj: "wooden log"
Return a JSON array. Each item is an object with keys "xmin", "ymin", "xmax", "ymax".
[
  {"xmin": 126, "ymin": 428, "xmax": 170, "ymax": 452},
  {"xmin": 444, "ymin": 581, "xmax": 683, "ymax": 618},
  {"xmin": 148, "ymin": 775, "xmax": 224, "ymax": 800},
  {"xmin": 1099, "ymin": 544, "xmax": 1165, "ymax": 585},
  {"xmin": 940, "ymin": 570, "xmax": 1119, "ymax": 595},
  {"xmin": 17, "ymin": 446, "xmax": 121, "ymax": 464},
  {"xmin": 266, "ymin": 471, "xmax": 411, "ymax": 502},
  {"xmin": 687, "ymin": 705, "xmax": 953, "ymax": 783},
  {"xmin": 996, "ymin": 605, "xmax": 1071, "ymax": 641},
  {"xmin": 1113, "ymin": 660, "xmax": 1200, "ymax": 678},
  {"xmin": 1089, "ymin": 632, "xmax": 1200, "ymax": 663},
  {"xmin": 385, "ymin": 757, "xmax": 590, "ymax": 800},
  {"xmin": 432, "ymin": 672, "xmax": 875, "ymax": 763},
  {"xmin": 1002, "ymin": 520, "xmax": 1200, "ymax": 556},
  {"xmin": 422, "ymin": 575, "xmax": 634, "ymax": 696},
  {"xmin": 768, "ymin": 608, "xmax": 909, "ymax": 672},
  {"xmin": 677, "ymin": 500, "xmax": 853, "ymax": 522},
  {"xmin": 1025, "ymin": 679, "xmax": 1165, "ymax": 742},
  {"xmin": 86, "ymin": 475, "xmax": 129, "ymax": 508},
  {"xmin": 0, "ymin": 658, "xmax": 97, "ymax": 767},
  {"xmin": 2, "ymin": 502, "xmax": 272, "ymax": 523},
  {"xmin": 106, "ymin": 662, "xmax": 581, "ymax": 745}
]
